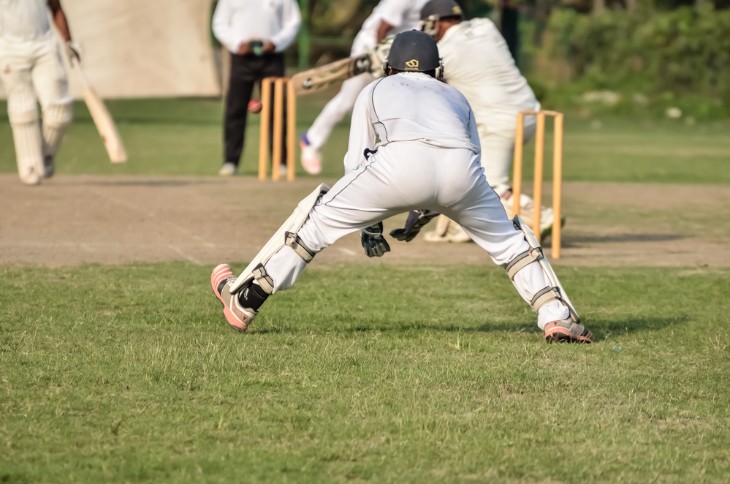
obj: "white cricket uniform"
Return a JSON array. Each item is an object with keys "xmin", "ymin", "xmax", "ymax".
[
  {"xmin": 438, "ymin": 18, "xmax": 540, "ymax": 191},
  {"xmin": 305, "ymin": 0, "xmax": 430, "ymax": 150},
  {"xmin": 0, "ymin": 0, "xmax": 72, "ymax": 184},
  {"xmin": 265, "ymin": 72, "xmax": 570, "ymax": 328},
  {"xmin": 212, "ymin": 0, "xmax": 301, "ymax": 54}
]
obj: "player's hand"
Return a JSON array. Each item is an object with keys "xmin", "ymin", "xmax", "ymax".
[
  {"xmin": 389, "ymin": 210, "xmax": 439, "ymax": 242},
  {"xmin": 237, "ymin": 42, "xmax": 252, "ymax": 55},
  {"xmin": 262, "ymin": 40, "xmax": 276, "ymax": 54},
  {"xmin": 361, "ymin": 222, "xmax": 391, "ymax": 257},
  {"xmin": 65, "ymin": 41, "xmax": 81, "ymax": 65}
]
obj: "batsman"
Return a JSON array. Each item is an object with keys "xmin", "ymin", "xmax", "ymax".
[
  {"xmin": 210, "ymin": 31, "xmax": 593, "ymax": 344},
  {"xmin": 0, "ymin": 0, "xmax": 76, "ymax": 185}
]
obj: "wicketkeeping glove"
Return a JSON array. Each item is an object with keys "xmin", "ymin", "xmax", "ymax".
[
  {"xmin": 361, "ymin": 222, "xmax": 391, "ymax": 257},
  {"xmin": 389, "ymin": 210, "xmax": 439, "ymax": 242}
]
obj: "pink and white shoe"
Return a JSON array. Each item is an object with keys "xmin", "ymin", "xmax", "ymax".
[
  {"xmin": 544, "ymin": 319, "xmax": 593, "ymax": 343},
  {"xmin": 210, "ymin": 264, "xmax": 257, "ymax": 332},
  {"xmin": 300, "ymin": 133, "xmax": 322, "ymax": 175}
]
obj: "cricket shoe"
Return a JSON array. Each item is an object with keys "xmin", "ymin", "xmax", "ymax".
[
  {"xmin": 499, "ymin": 188, "xmax": 565, "ymax": 241},
  {"xmin": 423, "ymin": 222, "xmax": 472, "ymax": 243},
  {"xmin": 43, "ymin": 155, "xmax": 55, "ymax": 179},
  {"xmin": 299, "ymin": 133, "xmax": 322, "ymax": 175},
  {"xmin": 210, "ymin": 264, "xmax": 257, "ymax": 332},
  {"xmin": 544, "ymin": 319, "xmax": 593, "ymax": 344},
  {"xmin": 218, "ymin": 162, "xmax": 237, "ymax": 176}
]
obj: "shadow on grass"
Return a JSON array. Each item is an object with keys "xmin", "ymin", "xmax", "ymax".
[
  {"xmin": 59, "ymin": 178, "xmax": 228, "ymax": 187},
  {"xmin": 567, "ymin": 233, "xmax": 684, "ymax": 244},
  {"xmin": 250, "ymin": 314, "xmax": 689, "ymax": 342}
]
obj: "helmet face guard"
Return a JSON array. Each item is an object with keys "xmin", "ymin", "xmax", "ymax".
[{"xmin": 421, "ymin": 15, "xmax": 439, "ymax": 37}]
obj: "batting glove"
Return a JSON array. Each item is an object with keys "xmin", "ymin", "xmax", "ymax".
[
  {"xmin": 366, "ymin": 35, "xmax": 394, "ymax": 78},
  {"xmin": 389, "ymin": 210, "xmax": 439, "ymax": 242},
  {"xmin": 65, "ymin": 41, "xmax": 81, "ymax": 65},
  {"xmin": 361, "ymin": 222, "xmax": 391, "ymax": 257}
]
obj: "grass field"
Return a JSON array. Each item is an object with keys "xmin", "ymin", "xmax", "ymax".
[
  {"xmin": 1, "ymin": 97, "xmax": 729, "ymax": 482},
  {"xmin": 2, "ymin": 96, "xmax": 730, "ymax": 183}
]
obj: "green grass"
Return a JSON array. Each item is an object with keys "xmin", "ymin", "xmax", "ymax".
[
  {"xmin": 1, "ymin": 263, "xmax": 729, "ymax": 482},
  {"xmin": 2, "ymin": 97, "xmax": 729, "ymax": 183},
  {"xmin": 2, "ymin": 97, "xmax": 729, "ymax": 481}
]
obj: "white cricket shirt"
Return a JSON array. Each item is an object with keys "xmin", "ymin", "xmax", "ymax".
[
  {"xmin": 212, "ymin": 0, "xmax": 301, "ymax": 54},
  {"xmin": 438, "ymin": 18, "xmax": 539, "ymax": 134},
  {"xmin": 344, "ymin": 72, "xmax": 480, "ymax": 172},
  {"xmin": 0, "ymin": 0, "xmax": 53, "ymax": 54}
]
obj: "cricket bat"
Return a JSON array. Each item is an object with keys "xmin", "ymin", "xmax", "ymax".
[
  {"xmin": 290, "ymin": 53, "xmax": 374, "ymax": 96},
  {"xmin": 75, "ymin": 66, "xmax": 127, "ymax": 163}
]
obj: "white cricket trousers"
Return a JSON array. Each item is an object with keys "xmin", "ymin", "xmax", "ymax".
[
  {"xmin": 478, "ymin": 116, "xmax": 536, "ymax": 191},
  {"xmin": 264, "ymin": 141, "xmax": 570, "ymax": 328},
  {"xmin": 0, "ymin": 44, "xmax": 72, "ymax": 183}
]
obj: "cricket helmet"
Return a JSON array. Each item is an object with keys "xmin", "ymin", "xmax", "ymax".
[
  {"xmin": 385, "ymin": 30, "xmax": 441, "ymax": 74},
  {"xmin": 420, "ymin": 0, "xmax": 464, "ymax": 37}
]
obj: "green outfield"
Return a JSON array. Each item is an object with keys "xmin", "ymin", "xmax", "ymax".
[
  {"xmin": 1, "ymin": 98, "xmax": 729, "ymax": 482},
  {"xmin": 2, "ymin": 96, "xmax": 730, "ymax": 183}
]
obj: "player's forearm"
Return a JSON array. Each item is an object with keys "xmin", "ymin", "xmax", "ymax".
[
  {"xmin": 376, "ymin": 20, "xmax": 393, "ymax": 43},
  {"xmin": 48, "ymin": 1, "xmax": 72, "ymax": 42}
]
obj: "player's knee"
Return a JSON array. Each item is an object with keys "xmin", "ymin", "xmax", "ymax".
[
  {"xmin": 42, "ymin": 101, "xmax": 73, "ymax": 128},
  {"xmin": 8, "ymin": 105, "xmax": 39, "ymax": 125}
]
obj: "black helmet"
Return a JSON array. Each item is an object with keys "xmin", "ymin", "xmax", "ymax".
[
  {"xmin": 385, "ymin": 30, "xmax": 440, "ymax": 73},
  {"xmin": 420, "ymin": 0, "xmax": 464, "ymax": 21},
  {"xmin": 420, "ymin": 0, "xmax": 464, "ymax": 37}
]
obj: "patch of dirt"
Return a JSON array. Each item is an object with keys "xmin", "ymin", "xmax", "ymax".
[{"xmin": 1, "ymin": 175, "xmax": 728, "ymax": 268}]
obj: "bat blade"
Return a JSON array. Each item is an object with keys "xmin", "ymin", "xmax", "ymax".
[
  {"xmin": 76, "ymin": 68, "xmax": 127, "ymax": 163},
  {"xmin": 291, "ymin": 54, "xmax": 372, "ymax": 96}
]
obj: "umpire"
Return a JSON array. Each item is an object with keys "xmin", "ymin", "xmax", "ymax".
[{"xmin": 212, "ymin": 0, "xmax": 301, "ymax": 176}]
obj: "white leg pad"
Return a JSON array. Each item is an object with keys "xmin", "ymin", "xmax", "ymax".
[
  {"xmin": 230, "ymin": 183, "xmax": 330, "ymax": 293},
  {"xmin": 8, "ymin": 104, "xmax": 44, "ymax": 185},
  {"xmin": 507, "ymin": 215, "xmax": 580, "ymax": 323},
  {"xmin": 41, "ymin": 100, "xmax": 73, "ymax": 158}
]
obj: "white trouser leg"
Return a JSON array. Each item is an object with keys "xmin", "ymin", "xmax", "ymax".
[
  {"xmin": 1, "ymin": 56, "xmax": 44, "ymax": 184},
  {"xmin": 437, "ymin": 153, "xmax": 569, "ymax": 328},
  {"xmin": 262, "ymin": 142, "xmax": 569, "ymax": 327},
  {"xmin": 478, "ymin": 117, "xmax": 536, "ymax": 189},
  {"xmin": 306, "ymin": 73, "xmax": 373, "ymax": 149}
]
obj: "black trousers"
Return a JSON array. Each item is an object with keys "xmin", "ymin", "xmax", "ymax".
[{"xmin": 223, "ymin": 52, "xmax": 287, "ymax": 167}]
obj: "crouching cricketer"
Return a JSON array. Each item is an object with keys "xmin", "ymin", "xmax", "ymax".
[{"xmin": 210, "ymin": 30, "xmax": 592, "ymax": 344}]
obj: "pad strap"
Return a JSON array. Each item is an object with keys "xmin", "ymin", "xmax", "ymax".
[
  {"xmin": 252, "ymin": 265, "xmax": 274, "ymax": 294},
  {"xmin": 530, "ymin": 286, "xmax": 561, "ymax": 311},
  {"xmin": 505, "ymin": 248, "xmax": 542, "ymax": 280},
  {"xmin": 285, "ymin": 231, "xmax": 316, "ymax": 263}
]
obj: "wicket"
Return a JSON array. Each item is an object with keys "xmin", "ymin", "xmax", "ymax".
[
  {"xmin": 512, "ymin": 110, "xmax": 564, "ymax": 258},
  {"xmin": 259, "ymin": 77, "xmax": 296, "ymax": 182}
]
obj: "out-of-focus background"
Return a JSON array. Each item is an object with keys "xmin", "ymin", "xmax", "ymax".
[{"xmin": 4, "ymin": 0, "xmax": 727, "ymax": 119}]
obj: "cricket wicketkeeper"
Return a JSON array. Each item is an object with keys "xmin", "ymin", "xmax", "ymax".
[{"xmin": 210, "ymin": 30, "xmax": 593, "ymax": 344}]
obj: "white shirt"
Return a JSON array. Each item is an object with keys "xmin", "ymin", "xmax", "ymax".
[
  {"xmin": 438, "ymin": 18, "xmax": 539, "ymax": 133},
  {"xmin": 0, "ymin": 0, "xmax": 53, "ymax": 53},
  {"xmin": 378, "ymin": 0, "xmax": 430, "ymax": 36},
  {"xmin": 344, "ymin": 72, "xmax": 480, "ymax": 172},
  {"xmin": 351, "ymin": 0, "xmax": 430, "ymax": 56},
  {"xmin": 212, "ymin": 0, "xmax": 301, "ymax": 54}
]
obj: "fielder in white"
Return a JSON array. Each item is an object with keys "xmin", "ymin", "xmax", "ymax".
[
  {"xmin": 211, "ymin": 31, "xmax": 592, "ymax": 344},
  {"xmin": 0, "ymin": 0, "xmax": 77, "ymax": 185},
  {"xmin": 419, "ymin": 0, "xmax": 557, "ymax": 242},
  {"xmin": 300, "ymin": 0, "xmax": 430, "ymax": 175}
]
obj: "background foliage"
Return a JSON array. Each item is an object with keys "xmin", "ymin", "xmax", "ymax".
[
  {"xmin": 535, "ymin": 5, "xmax": 730, "ymax": 117},
  {"xmin": 297, "ymin": 0, "xmax": 730, "ymax": 118}
]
